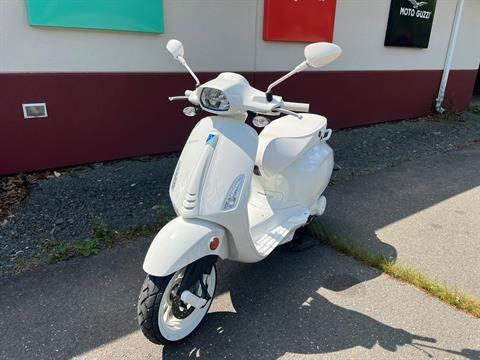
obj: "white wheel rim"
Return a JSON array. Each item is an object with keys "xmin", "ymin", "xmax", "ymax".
[{"xmin": 158, "ymin": 266, "xmax": 216, "ymax": 341}]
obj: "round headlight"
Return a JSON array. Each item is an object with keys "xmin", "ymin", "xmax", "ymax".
[{"xmin": 200, "ymin": 88, "xmax": 230, "ymax": 111}]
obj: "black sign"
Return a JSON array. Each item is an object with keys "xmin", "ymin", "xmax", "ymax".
[{"xmin": 385, "ymin": 0, "xmax": 437, "ymax": 48}]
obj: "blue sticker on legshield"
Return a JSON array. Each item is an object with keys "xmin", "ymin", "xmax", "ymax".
[{"xmin": 206, "ymin": 134, "xmax": 217, "ymax": 144}]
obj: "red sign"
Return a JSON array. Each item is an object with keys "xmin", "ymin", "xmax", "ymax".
[{"xmin": 263, "ymin": 0, "xmax": 337, "ymax": 43}]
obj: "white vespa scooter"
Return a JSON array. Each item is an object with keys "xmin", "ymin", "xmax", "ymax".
[{"xmin": 138, "ymin": 39, "xmax": 342, "ymax": 344}]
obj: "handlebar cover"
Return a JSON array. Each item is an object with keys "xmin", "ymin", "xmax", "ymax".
[{"xmin": 282, "ymin": 101, "xmax": 309, "ymax": 113}]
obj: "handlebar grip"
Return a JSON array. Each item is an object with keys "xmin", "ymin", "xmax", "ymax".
[{"xmin": 283, "ymin": 101, "xmax": 309, "ymax": 113}]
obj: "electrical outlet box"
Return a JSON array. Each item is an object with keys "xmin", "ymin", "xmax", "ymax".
[{"xmin": 22, "ymin": 103, "xmax": 48, "ymax": 118}]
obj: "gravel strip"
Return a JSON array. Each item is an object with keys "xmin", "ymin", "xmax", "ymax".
[
  {"xmin": 1, "ymin": 112, "xmax": 479, "ymax": 274},
  {"xmin": 330, "ymin": 112, "xmax": 480, "ymax": 181},
  {"xmin": 0, "ymin": 157, "xmax": 178, "ymax": 272}
]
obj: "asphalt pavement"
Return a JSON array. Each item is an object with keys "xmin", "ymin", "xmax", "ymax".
[
  {"xmin": 322, "ymin": 144, "xmax": 480, "ymax": 297},
  {"xmin": 1, "ymin": 237, "xmax": 478, "ymax": 359}
]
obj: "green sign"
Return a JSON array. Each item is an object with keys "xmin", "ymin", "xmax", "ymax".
[
  {"xmin": 385, "ymin": 0, "xmax": 437, "ymax": 48},
  {"xmin": 26, "ymin": 0, "xmax": 164, "ymax": 33}
]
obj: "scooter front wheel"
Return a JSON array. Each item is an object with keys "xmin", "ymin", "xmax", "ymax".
[{"xmin": 137, "ymin": 265, "xmax": 217, "ymax": 344}]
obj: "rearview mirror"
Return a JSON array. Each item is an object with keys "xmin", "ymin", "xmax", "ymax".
[
  {"xmin": 165, "ymin": 39, "xmax": 201, "ymax": 87},
  {"xmin": 304, "ymin": 42, "xmax": 342, "ymax": 68},
  {"xmin": 266, "ymin": 42, "xmax": 342, "ymax": 98},
  {"xmin": 166, "ymin": 39, "xmax": 184, "ymax": 60}
]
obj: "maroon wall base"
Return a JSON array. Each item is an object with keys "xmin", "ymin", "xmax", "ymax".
[
  {"xmin": 1, "ymin": 69, "xmax": 477, "ymax": 175},
  {"xmin": 254, "ymin": 69, "xmax": 477, "ymax": 128}
]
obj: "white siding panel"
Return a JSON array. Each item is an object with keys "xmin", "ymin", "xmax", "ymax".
[
  {"xmin": 0, "ymin": 0, "xmax": 478, "ymax": 73},
  {"xmin": 451, "ymin": 0, "xmax": 480, "ymax": 70},
  {"xmin": 1, "ymin": 0, "xmax": 257, "ymax": 72}
]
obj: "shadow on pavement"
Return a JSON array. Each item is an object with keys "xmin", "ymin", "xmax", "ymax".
[
  {"xmin": 163, "ymin": 245, "xmax": 470, "ymax": 359},
  {"xmin": 1, "ymin": 234, "xmax": 475, "ymax": 359},
  {"xmin": 321, "ymin": 145, "xmax": 480, "ymax": 261}
]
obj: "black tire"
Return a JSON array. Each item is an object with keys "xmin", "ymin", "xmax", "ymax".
[
  {"xmin": 137, "ymin": 266, "xmax": 217, "ymax": 345},
  {"xmin": 137, "ymin": 274, "xmax": 174, "ymax": 345}
]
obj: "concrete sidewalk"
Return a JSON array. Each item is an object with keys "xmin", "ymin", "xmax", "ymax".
[
  {"xmin": 322, "ymin": 144, "xmax": 480, "ymax": 297},
  {"xmin": 1, "ymin": 237, "xmax": 479, "ymax": 359}
]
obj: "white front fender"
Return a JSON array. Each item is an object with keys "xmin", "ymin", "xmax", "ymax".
[{"xmin": 143, "ymin": 217, "xmax": 228, "ymax": 277}]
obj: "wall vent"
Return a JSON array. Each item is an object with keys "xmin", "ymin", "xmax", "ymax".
[{"xmin": 22, "ymin": 103, "xmax": 48, "ymax": 118}]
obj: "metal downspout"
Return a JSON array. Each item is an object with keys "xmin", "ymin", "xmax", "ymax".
[{"xmin": 435, "ymin": 0, "xmax": 465, "ymax": 113}]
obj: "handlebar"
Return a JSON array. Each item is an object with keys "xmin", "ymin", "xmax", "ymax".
[
  {"xmin": 169, "ymin": 89, "xmax": 309, "ymax": 117},
  {"xmin": 168, "ymin": 90, "xmax": 195, "ymax": 102},
  {"xmin": 282, "ymin": 101, "xmax": 309, "ymax": 113}
]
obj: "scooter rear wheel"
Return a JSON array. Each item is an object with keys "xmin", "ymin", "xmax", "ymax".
[{"xmin": 137, "ymin": 265, "xmax": 217, "ymax": 344}]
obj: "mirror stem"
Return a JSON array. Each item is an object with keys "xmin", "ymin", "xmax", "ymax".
[
  {"xmin": 178, "ymin": 56, "xmax": 201, "ymax": 88},
  {"xmin": 265, "ymin": 61, "xmax": 308, "ymax": 100}
]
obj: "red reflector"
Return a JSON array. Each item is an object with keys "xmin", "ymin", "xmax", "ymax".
[{"xmin": 210, "ymin": 237, "xmax": 220, "ymax": 250}]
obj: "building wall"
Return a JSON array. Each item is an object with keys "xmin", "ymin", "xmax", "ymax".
[
  {"xmin": 2, "ymin": 0, "xmax": 479, "ymax": 72},
  {"xmin": 1, "ymin": 0, "xmax": 479, "ymax": 174},
  {"xmin": 256, "ymin": 0, "xmax": 480, "ymax": 72}
]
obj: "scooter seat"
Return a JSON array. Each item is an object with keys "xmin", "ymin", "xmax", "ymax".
[{"xmin": 256, "ymin": 114, "xmax": 327, "ymax": 176}]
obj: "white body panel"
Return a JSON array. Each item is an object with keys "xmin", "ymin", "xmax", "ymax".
[
  {"xmin": 169, "ymin": 114, "xmax": 265, "ymax": 263},
  {"xmin": 145, "ymin": 112, "xmax": 334, "ymax": 274},
  {"xmin": 254, "ymin": 142, "xmax": 333, "ymax": 211},
  {"xmin": 143, "ymin": 217, "xmax": 227, "ymax": 277},
  {"xmin": 255, "ymin": 114, "xmax": 333, "ymax": 210}
]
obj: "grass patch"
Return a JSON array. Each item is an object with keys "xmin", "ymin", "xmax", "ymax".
[
  {"xmin": 40, "ymin": 214, "xmax": 111, "ymax": 262},
  {"xmin": 40, "ymin": 205, "xmax": 174, "ymax": 264},
  {"xmin": 308, "ymin": 221, "xmax": 480, "ymax": 318},
  {"xmin": 90, "ymin": 213, "xmax": 112, "ymax": 246},
  {"xmin": 350, "ymin": 167, "xmax": 382, "ymax": 178},
  {"xmin": 455, "ymin": 138, "xmax": 480, "ymax": 150},
  {"xmin": 329, "ymin": 166, "xmax": 388, "ymax": 186},
  {"xmin": 113, "ymin": 204, "xmax": 173, "ymax": 241},
  {"xmin": 329, "ymin": 174, "xmax": 349, "ymax": 186},
  {"xmin": 428, "ymin": 111, "xmax": 464, "ymax": 123},
  {"xmin": 469, "ymin": 105, "xmax": 480, "ymax": 116},
  {"xmin": 41, "ymin": 238, "xmax": 101, "ymax": 263}
]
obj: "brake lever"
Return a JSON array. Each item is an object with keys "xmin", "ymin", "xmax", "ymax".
[
  {"xmin": 168, "ymin": 96, "xmax": 189, "ymax": 101},
  {"xmin": 274, "ymin": 108, "xmax": 303, "ymax": 119}
]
